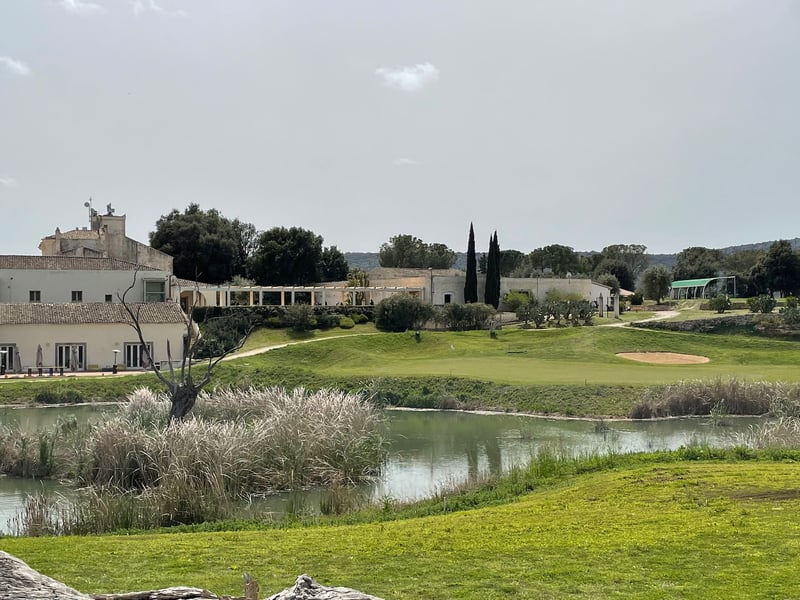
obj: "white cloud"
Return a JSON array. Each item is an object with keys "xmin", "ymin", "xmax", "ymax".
[
  {"xmin": 132, "ymin": 0, "xmax": 187, "ymax": 17},
  {"xmin": 0, "ymin": 56, "xmax": 32, "ymax": 77},
  {"xmin": 0, "ymin": 176, "xmax": 19, "ymax": 188},
  {"xmin": 60, "ymin": 0, "xmax": 105, "ymax": 16},
  {"xmin": 375, "ymin": 63, "xmax": 440, "ymax": 92},
  {"xmin": 392, "ymin": 158, "xmax": 420, "ymax": 167}
]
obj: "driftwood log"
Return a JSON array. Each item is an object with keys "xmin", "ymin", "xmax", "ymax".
[{"xmin": 0, "ymin": 551, "xmax": 383, "ymax": 600}]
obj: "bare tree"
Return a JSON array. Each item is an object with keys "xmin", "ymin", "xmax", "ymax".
[{"xmin": 119, "ymin": 271, "xmax": 251, "ymax": 422}]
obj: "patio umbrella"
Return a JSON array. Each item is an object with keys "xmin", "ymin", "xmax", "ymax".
[
  {"xmin": 13, "ymin": 348, "xmax": 22, "ymax": 374},
  {"xmin": 36, "ymin": 344, "xmax": 43, "ymax": 368},
  {"xmin": 70, "ymin": 346, "xmax": 79, "ymax": 372}
]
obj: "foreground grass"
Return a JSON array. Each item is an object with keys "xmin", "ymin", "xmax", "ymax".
[
  {"xmin": 236, "ymin": 322, "xmax": 378, "ymax": 353},
  {"xmin": 3, "ymin": 458, "xmax": 800, "ymax": 598}
]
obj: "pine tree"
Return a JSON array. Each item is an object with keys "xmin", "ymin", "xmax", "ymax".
[{"xmin": 464, "ymin": 223, "xmax": 478, "ymax": 303}]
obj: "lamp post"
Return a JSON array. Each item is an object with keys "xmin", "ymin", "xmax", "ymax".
[{"xmin": 112, "ymin": 349, "xmax": 120, "ymax": 374}]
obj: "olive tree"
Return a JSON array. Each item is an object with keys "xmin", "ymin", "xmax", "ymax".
[{"xmin": 641, "ymin": 265, "xmax": 672, "ymax": 304}]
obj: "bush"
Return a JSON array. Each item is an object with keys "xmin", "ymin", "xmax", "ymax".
[
  {"xmin": 339, "ymin": 316, "xmax": 355, "ymax": 329},
  {"xmin": 707, "ymin": 295, "xmax": 732, "ymax": 314},
  {"xmin": 747, "ymin": 295, "xmax": 777, "ymax": 314},
  {"xmin": 780, "ymin": 306, "xmax": 800, "ymax": 326},
  {"xmin": 629, "ymin": 292, "xmax": 644, "ymax": 306},
  {"xmin": 374, "ymin": 294, "xmax": 433, "ymax": 332},
  {"xmin": 285, "ymin": 304, "xmax": 317, "ymax": 332},
  {"xmin": 315, "ymin": 312, "xmax": 341, "ymax": 330},
  {"xmin": 440, "ymin": 303, "xmax": 495, "ymax": 331},
  {"xmin": 351, "ymin": 313, "xmax": 369, "ymax": 324}
]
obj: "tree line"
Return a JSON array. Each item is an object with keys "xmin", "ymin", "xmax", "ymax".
[{"xmin": 150, "ymin": 204, "xmax": 800, "ymax": 298}]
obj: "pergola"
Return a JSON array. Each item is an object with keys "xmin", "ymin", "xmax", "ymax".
[{"xmin": 670, "ymin": 276, "xmax": 736, "ymax": 300}]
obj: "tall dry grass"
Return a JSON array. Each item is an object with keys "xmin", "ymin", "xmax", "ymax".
[
  {"xmin": 4, "ymin": 386, "xmax": 386, "ymax": 533},
  {"xmin": 630, "ymin": 378, "xmax": 800, "ymax": 419}
]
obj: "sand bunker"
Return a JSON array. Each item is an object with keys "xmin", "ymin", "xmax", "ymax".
[{"xmin": 616, "ymin": 352, "xmax": 710, "ymax": 365}]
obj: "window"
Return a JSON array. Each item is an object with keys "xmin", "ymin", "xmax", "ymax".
[
  {"xmin": 443, "ymin": 293, "xmax": 453, "ymax": 304},
  {"xmin": 144, "ymin": 280, "xmax": 165, "ymax": 302},
  {"xmin": 105, "ymin": 294, "xmax": 113, "ymax": 303},
  {"xmin": 124, "ymin": 342, "xmax": 153, "ymax": 369},
  {"xmin": 29, "ymin": 290, "xmax": 41, "ymax": 302},
  {"xmin": 0, "ymin": 345, "xmax": 14, "ymax": 373},
  {"xmin": 71, "ymin": 291, "xmax": 83, "ymax": 302},
  {"xmin": 55, "ymin": 344, "xmax": 85, "ymax": 371}
]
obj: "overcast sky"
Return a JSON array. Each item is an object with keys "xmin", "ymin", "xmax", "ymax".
[{"xmin": 2, "ymin": 1, "xmax": 799, "ymax": 258}]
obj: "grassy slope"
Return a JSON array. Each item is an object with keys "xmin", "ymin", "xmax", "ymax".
[
  {"xmin": 219, "ymin": 326, "xmax": 800, "ymax": 385},
  {"xmin": 3, "ymin": 460, "xmax": 800, "ymax": 598}
]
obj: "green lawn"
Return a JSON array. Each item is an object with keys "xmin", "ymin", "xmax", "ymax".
[
  {"xmin": 236, "ymin": 322, "xmax": 378, "ymax": 353},
  {"xmin": 4, "ymin": 460, "xmax": 800, "ymax": 599},
  {"xmin": 227, "ymin": 326, "xmax": 800, "ymax": 385}
]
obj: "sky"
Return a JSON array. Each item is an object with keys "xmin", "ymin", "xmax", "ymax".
[{"xmin": 2, "ymin": 1, "xmax": 800, "ymax": 258}]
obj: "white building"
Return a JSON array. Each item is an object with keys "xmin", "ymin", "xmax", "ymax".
[{"xmin": 0, "ymin": 256, "xmax": 184, "ymax": 374}]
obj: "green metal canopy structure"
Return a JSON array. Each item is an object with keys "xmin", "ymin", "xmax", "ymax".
[{"xmin": 670, "ymin": 276, "xmax": 736, "ymax": 300}]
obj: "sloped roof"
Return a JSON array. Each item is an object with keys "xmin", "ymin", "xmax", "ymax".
[
  {"xmin": 0, "ymin": 256, "xmax": 159, "ymax": 271},
  {"xmin": 42, "ymin": 229, "xmax": 100, "ymax": 241},
  {"xmin": 0, "ymin": 302, "xmax": 187, "ymax": 326},
  {"xmin": 670, "ymin": 278, "xmax": 716, "ymax": 289}
]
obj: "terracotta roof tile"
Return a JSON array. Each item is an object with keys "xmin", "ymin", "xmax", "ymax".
[
  {"xmin": 0, "ymin": 302, "xmax": 187, "ymax": 325},
  {"xmin": 0, "ymin": 256, "xmax": 159, "ymax": 271}
]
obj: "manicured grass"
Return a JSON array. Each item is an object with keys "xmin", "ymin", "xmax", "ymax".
[
  {"xmin": 236, "ymin": 323, "xmax": 377, "ymax": 353},
  {"xmin": 4, "ymin": 459, "xmax": 800, "ymax": 598},
  {"xmin": 227, "ymin": 326, "xmax": 800, "ymax": 385}
]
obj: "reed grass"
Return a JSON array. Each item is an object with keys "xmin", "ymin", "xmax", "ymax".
[
  {"xmin": 629, "ymin": 377, "xmax": 800, "ymax": 418},
  {"xmin": 3, "ymin": 386, "xmax": 387, "ymax": 534}
]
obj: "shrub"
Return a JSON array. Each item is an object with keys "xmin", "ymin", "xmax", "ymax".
[
  {"xmin": 351, "ymin": 313, "xmax": 369, "ymax": 324},
  {"xmin": 780, "ymin": 305, "xmax": 800, "ymax": 326},
  {"xmin": 374, "ymin": 294, "xmax": 433, "ymax": 332},
  {"xmin": 315, "ymin": 312, "xmax": 340, "ymax": 329},
  {"xmin": 265, "ymin": 316, "xmax": 284, "ymax": 328},
  {"xmin": 339, "ymin": 316, "xmax": 355, "ymax": 329},
  {"xmin": 629, "ymin": 292, "xmax": 644, "ymax": 305},
  {"xmin": 708, "ymin": 295, "xmax": 732, "ymax": 314},
  {"xmin": 440, "ymin": 303, "xmax": 495, "ymax": 331},
  {"xmin": 285, "ymin": 304, "xmax": 317, "ymax": 332},
  {"xmin": 747, "ymin": 295, "xmax": 777, "ymax": 314}
]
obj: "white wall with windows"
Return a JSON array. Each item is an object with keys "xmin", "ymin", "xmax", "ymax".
[
  {"xmin": 0, "ymin": 322, "xmax": 184, "ymax": 372},
  {"xmin": 0, "ymin": 268, "xmax": 171, "ymax": 304}
]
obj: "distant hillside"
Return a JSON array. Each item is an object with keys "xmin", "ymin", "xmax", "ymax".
[{"xmin": 345, "ymin": 239, "xmax": 800, "ymax": 273}]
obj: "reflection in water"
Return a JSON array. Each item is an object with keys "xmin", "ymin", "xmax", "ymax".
[{"xmin": 0, "ymin": 405, "xmax": 762, "ymax": 530}]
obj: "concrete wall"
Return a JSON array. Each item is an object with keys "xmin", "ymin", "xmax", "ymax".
[
  {"xmin": 0, "ymin": 321, "xmax": 185, "ymax": 371},
  {"xmin": 0, "ymin": 269, "xmax": 172, "ymax": 303}
]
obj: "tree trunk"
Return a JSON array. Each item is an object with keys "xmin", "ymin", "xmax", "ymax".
[{"xmin": 169, "ymin": 384, "xmax": 199, "ymax": 423}]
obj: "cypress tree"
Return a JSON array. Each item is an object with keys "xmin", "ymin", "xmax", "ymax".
[
  {"xmin": 464, "ymin": 223, "xmax": 478, "ymax": 303},
  {"xmin": 484, "ymin": 231, "xmax": 500, "ymax": 308}
]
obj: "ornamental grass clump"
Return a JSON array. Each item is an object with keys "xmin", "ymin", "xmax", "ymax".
[
  {"xmin": 83, "ymin": 386, "xmax": 386, "ymax": 494},
  {"xmin": 629, "ymin": 378, "xmax": 800, "ymax": 419}
]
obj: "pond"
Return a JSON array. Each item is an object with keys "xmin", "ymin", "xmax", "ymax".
[{"xmin": 0, "ymin": 405, "xmax": 761, "ymax": 532}]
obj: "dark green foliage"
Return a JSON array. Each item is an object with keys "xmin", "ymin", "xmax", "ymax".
[
  {"xmin": 752, "ymin": 240, "xmax": 800, "ymax": 297},
  {"xmin": 498, "ymin": 249, "xmax": 525, "ymax": 277},
  {"xmin": 600, "ymin": 244, "xmax": 649, "ymax": 277},
  {"xmin": 629, "ymin": 292, "xmax": 644, "ymax": 305},
  {"xmin": 441, "ymin": 303, "xmax": 495, "ymax": 331},
  {"xmin": 673, "ymin": 246, "xmax": 724, "ymax": 281},
  {"xmin": 149, "ymin": 204, "xmax": 256, "ymax": 284},
  {"xmin": 194, "ymin": 311, "xmax": 259, "ymax": 359},
  {"xmin": 315, "ymin": 312, "xmax": 341, "ymax": 329},
  {"xmin": 464, "ymin": 223, "xmax": 478, "ymax": 303},
  {"xmin": 527, "ymin": 244, "xmax": 582, "ymax": 277},
  {"xmin": 595, "ymin": 273, "xmax": 620, "ymax": 295},
  {"xmin": 320, "ymin": 246, "xmax": 349, "ymax": 282},
  {"xmin": 708, "ymin": 295, "xmax": 732, "ymax": 313},
  {"xmin": 248, "ymin": 226, "xmax": 324, "ymax": 285},
  {"xmin": 594, "ymin": 258, "xmax": 635, "ymax": 291},
  {"xmin": 374, "ymin": 294, "xmax": 434, "ymax": 332},
  {"xmin": 641, "ymin": 265, "xmax": 672, "ymax": 303},
  {"xmin": 285, "ymin": 304, "xmax": 317, "ymax": 332},
  {"xmin": 747, "ymin": 295, "xmax": 777, "ymax": 314},
  {"xmin": 378, "ymin": 235, "xmax": 456, "ymax": 269},
  {"xmin": 484, "ymin": 232, "xmax": 501, "ymax": 308}
]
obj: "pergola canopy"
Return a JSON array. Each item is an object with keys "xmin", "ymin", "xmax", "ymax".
[{"xmin": 670, "ymin": 276, "xmax": 736, "ymax": 299}]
